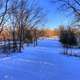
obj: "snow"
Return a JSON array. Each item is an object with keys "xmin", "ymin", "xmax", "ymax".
[{"xmin": 0, "ymin": 37, "xmax": 80, "ymax": 80}]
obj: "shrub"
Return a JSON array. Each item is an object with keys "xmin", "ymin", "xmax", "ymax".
[{"xmin": 60, "ymin": 28, "xmax": 77, "ymax": 48}]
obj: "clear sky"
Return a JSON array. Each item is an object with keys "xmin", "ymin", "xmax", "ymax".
[{"xmin": 38, "ymin": 0, "xmax": 74, "ymax": 29}]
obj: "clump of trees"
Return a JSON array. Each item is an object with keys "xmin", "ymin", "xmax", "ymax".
[
  {"xmin": 59, "ymin": 26, "xmax": 77, "ymax": 54},
  {"xmin": 51, "ymin": 0, "xmax": 80, "ymax": 56},
  {"xmin": 0, "ymin": 0, "xmax": 46, "ymax": 54}
]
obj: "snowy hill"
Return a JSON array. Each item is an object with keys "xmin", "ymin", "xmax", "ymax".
[{"xmin": 0, "ymin": 38, "xmax": 80, "ymax": 80}]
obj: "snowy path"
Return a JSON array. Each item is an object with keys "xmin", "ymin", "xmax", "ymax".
[{"xmin": 0, "ymin": 38, "xmax": 80, "ymax": 80}]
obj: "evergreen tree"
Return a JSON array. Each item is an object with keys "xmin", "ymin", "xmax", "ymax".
[{"xmin": 60, "ymin": 28, "xmax": 77, "ymax": 54}]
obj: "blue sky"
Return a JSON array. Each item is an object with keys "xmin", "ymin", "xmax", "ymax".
[{"xmin": 38, "ymin": 0, "xmax": 74, "ymax": 29}]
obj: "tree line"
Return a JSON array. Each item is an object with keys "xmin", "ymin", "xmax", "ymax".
[
  {"xmin": 59, "ymin": 25, "xmax": 80, "ymax": 55},
  {"xmin": 51, "ymin": 0, "xmax": 80, "ymax": 56},
  {"xmin": 0, "ymin": 0, "xmax": 46, "ymax": 54}
]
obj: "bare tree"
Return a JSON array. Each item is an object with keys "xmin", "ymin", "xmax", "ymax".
[
  {"xmin": 0, "ymin": 0, "xmax": 9, "ymax": 33},
  {"xmin": 5, "ymin": 0, "xmax": 46, "ymax": 52},
  {"xmin": 51, "ymin": 0, "xmax": 80, "ymax": 23}
]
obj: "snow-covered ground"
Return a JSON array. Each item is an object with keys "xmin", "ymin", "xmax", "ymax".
[{"xmin": 0, "ymin": 37, "xmax": 80, "ymax": 80}]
